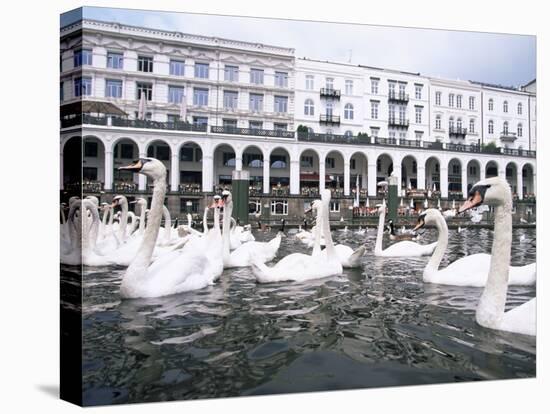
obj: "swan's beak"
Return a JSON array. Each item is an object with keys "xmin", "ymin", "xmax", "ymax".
[
  {"xmin": 459, "ymin": 191, "xmax": 483, "ymax": 213},
  {"xmin": 119, "ymin": 159, "xmax": 143, "ymax": 172}
]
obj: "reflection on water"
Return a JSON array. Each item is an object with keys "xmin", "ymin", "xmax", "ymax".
[{"xmin": 67, "ymin": 227, "xmax": 536, "ymax": 406}]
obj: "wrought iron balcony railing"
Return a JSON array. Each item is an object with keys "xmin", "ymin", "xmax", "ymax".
[
  {"xmin": 211, "ymin": 125, "xmax": 294, "ymax": 138},
  {"xmin": 388, "ymin": 91, "xmax": 409, "ymax": 102},
  {"xmin": 388, "ymin": 117, "xmax": 409, "ymax": 127},
  {"xmin": 500, "ymin": 131, "xmax": 518, "ymax": 142},
  {"xmin": 319, "ymin": 88, "xmax": 341, "ymax": 99},
  {"xmin": 319, "ymin": 114, "xmax": 341, "ymax": 125},
  {"xmin": 449, "ymin": 126, "xmax": 468, "ymax": 137}
]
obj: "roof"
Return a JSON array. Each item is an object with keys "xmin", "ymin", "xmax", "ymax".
[{"xmin": 60, "ymin": 100, "xmax": 127, "ymax": 117}]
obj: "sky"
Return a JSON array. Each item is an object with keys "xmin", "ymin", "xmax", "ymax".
[{"xmin": 61, "ymin": 7, "xmax": 536, "ymax": 87}]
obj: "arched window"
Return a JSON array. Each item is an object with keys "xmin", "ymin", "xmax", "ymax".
[
  {"xmin": 304, "ymin": 99, "xmax": 314, "ymax": 116},
  {"xmin": 457, "ymin": 118, "xmax": 462, "ymax": 129},
  {"xmin": 326, "ymin": 101, "xmax": 333, "ymax": 116},
  {"xmin": 344, "ymin": 130, "xmax": 353, "ymax": 138},
  {"xmin": 307, "ymin": 127, "xmax": 314, "ymax": 134},
  {"xmin": 448, "ymin": 116, "xmax": 454, "ymax": 130},
  {"xmin": 517, "ymin": 102, "xmax": 523, "ymax": 115},
  {"xmin": 488, "ymin": 120, "xmax": 494, "ymax": 134},
  {"xmin": 488, "ymin": 98, "xmax": 494, "ymax": 111},
  {"xmin": 469, "ymin": 118, "xmax": 475, "ymax": 133},
  {"xmin": 517, "ymin": 123, "xmax": 523, "ymax": 137},
  {"xmin": 503, "ymin": 100, "xmax": 508, "ymax": 113},
  {"xmin": 344, "ymin": 103, "xmax": 354, "ymax": 120},
  {"xmin": 435, "ymin": 114, "xmax": 441, "ymax": 130},
  {"xmin": 503, "ymin": 121, "xmax": 509, "ymax": 134}
]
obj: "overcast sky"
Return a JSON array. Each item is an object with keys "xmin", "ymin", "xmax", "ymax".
[{"xmin": 61, "ymin": 7, "xmax": 536, "ymax": 87}]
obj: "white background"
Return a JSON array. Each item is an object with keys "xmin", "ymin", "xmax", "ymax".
[{"xmin": 1, "ymin": 0, "xmax": 547, "ymax": 412}]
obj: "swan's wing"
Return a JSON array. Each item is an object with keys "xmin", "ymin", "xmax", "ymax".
[{"xmin": 501, "ymin": 298, "xmax": 536, "ymax": 336}]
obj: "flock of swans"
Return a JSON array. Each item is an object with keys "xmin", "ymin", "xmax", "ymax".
[{"xmin": 60, "ymin": 157, "xmax": 536, "ymax": 337}]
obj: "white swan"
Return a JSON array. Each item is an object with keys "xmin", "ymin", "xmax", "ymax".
[
  {"xmin": 251, "ymin": 189, "xmax": 343, "ymax": 282},
  {"xmin": 374, "ymin": 200, "xmax": 436, "ymax": 257},
  {"xmin": 413, "ymin": 208, "xmax": 535, "ymax": 287},
  {"xmin": 355, "ymin": 226, "xmax": 366, "ymax": 236},
  {"xmin": 221, "ymin": 191, "xmax": 281, "ymax": 268},
  {"xmin": 111, "ymin": 195, "xmax": 129, "ymax": 242},
  {"xmin": 458, "ymin": 177, "xmax": 536, "ymax": 336},
  {"xmin": 119, "ymin": 158, "xmax": 218, "ymax": 299}
]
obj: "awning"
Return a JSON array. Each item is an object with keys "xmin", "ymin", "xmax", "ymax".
[{"xmin": 60, "ymin": 100, "xmax": 127, "ymax": 117}]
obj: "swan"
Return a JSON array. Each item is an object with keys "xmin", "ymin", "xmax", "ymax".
[
  {"xmin": 119, "ymin": 158, "xmax": 218, "ymax": 299},
  {"xmin": 111, "ymin": 195, "xmax": 129, "ymax": 242},
  {"xmin": 457, "ymin": 177, "xmax": 536, "ymax": 336},
  {"xmin": 355, "ymin": 226, "xmax": 366, "ymax": 236},
  {"xmin": 251, "ymin": 190, "xmax": 343, "ymax": 282},
  {"xmin": 221, "ymin": 191, "xmax": 281, "ymax": 268},
  {"xmin": 413, "ymin": 208, "xmax": 535, "ymax": 287},
  {"xmin": 386, "ymin": 220, "xmax": 418, "ymax": 241},
  {"xmin": 374, "ymin": 200, "xmax": 436, "ymax": 257}
]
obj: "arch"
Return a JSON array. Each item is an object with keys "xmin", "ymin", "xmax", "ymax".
[
  {"xmin": 505, "ymin": 161, "xmax": 518, "ymax": 196},
  {"xmin": 299, "ymin": 148, "xmax": 321, "ymax": 195},
  {"xmin": 521, "ymin": 163, "xmax": 535, "ymax": 196},
  {"xmin": 62, "ymin": 136, "xmax": 82, "ymax": 190},
  {"xmin": 488, "ymin": 120, "xmax": 494, "ymax": 134},
  {"xmin": 517, "ymin": 102, "xmax": 523, "ymax": 115},
  {"xmin": 425, "ymin": 156, "xmax": 441, "ymax": 192},
  {"xmin": 112, "ymin": 138, "xmax": 140, "ymax": 189},
  {"xmin": 466, "ymin": 159, "xmax": 481, "ymax": 192},
  {"xmin": 344, "ymin": 130, "xmax": 353, "ymax": 138},
  {"xmin": 401, "ymin": 155, "xmax": 418, "ymax": 190},
  {"xmin": 447, "ymin": 157, "xmax": 462, "ymax": 194},
  {"xmin": 178, "ymin": 142, "xmax": 203, "ymax": 192},
  {"xmin": 349, "ymin": 151, "xmax": 368, "ymax": 192},
  {"xmin": 488, "ymin": 98, "xmax": 494, "ymax": 110},
  {"xmin": 485, "ymin": 160, "xmax": 499, "ymax": 178},
  {"xmin": 110, "ymin": 136, "xmax": 140, "ymax": 153},
  {"xmin": 143, "ymin": 140, "xmax": 172, "ymax": 186},
  {"xmin": 82, "ymin": 136, "xmax": 106, "ymax": 189},
  {"xmin": 268, "ymin": 146, "xmax": 291, "ymax": 192},
  {"xmin": 213, "ymin": 143, "xmax": 238, "ymax": 189},
  {"xmin": 503, "ymin": 100, "xmax": 508, "ymax": 112},
  {"xmin": 325, "ymin": 150, "xmax": 346, "ymax": 193},
  {"xmin": 376, "ymin": 152, "xmax": 394, "ymax": 185}
]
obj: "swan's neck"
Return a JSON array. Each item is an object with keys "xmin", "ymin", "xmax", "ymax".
[
  {"xmin": 213, "ymin": 207, "xmax": 220, "ymax": 234},
  {"xmin": 60, "ymin": 206, "xmax": 66, "ymax": 224},
  {"xmin": 375, "ymin": 208, "xmax": 385, "ymax": 254},
  {"xmin": 126, "ymin": 174, "xmax": 166, "ymax": 279},
  {"xmin": 118, "ymin": 200, "xmax": 128, "ymax": 241},
  {"xmin": 222, "ymin": 201, "xmax": 232, "ymax": 261},
  {"xmin": 312, "ymin": 211, "xmax": 322, "ymax": 256},
  {"xmin": 203, "ymin": 208, "xmax": 209, "ymax": 233},
  {"xmin": 322, "ymin": 201, "xmax": 337, "ymax": 258},
  {"xmin": 476, "ymin": 199, "xmax": 512, "ymax": 329},
  {"xmin": 84, "ymin": 200, "xmax": 100, "ymax": 251},
  {"xmin": 425, "ymin": 215, "xmax": 448, "ymax": 278},
  {"xmin": 162, "ymin": 205, "xmax": 171, "ymax": 241},
  {"xmin": 138, "ymin": 204, "xmax": 146, "ymax": 234}
]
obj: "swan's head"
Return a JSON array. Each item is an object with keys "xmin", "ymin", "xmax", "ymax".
[
  {"xmin": 210, "ymin": 195, "xmax": 222, "ymax": 208},
  {"xmin": 119, "ymin": 158, "xmax": 166, "ymax": 180},
  {"xmin": 376, "ymin": 202, "xmax": 387, "ymax": 214},
  {"xmin": 85, "ymin": 195, "xmax": 99, "ymax": 207},
  {"xmin": 220, "ymin": 190, "xmax": 232, "ymax": 206},
  {"xmin": 111, "ymin": 195, "xmax": 127, "ymax": 208},
  {"xmin": 309, "ymin": 199, "xmax": 323, "ymax": 215},
  {"xmin": 459, "ymin": 177, "xmax": 511, "ymax": 213},
  {"xmin": 413, "ymin": 208, "xmax": 441, "ymax": 231}
]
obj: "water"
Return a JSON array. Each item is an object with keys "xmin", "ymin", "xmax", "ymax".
[{"xmin": 65, "ymin": 227, "xmax": 536, "ymax": 406}]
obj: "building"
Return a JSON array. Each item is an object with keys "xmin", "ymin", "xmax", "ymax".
[{"xmin": 60, "ymin": 19, "xmax": 536, "ymax": 222}]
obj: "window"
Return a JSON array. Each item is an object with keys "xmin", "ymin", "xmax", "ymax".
[
  {"xmin": 74, "ymin": 77, "xmax": 92, "ymax": 97},
  {"xmin": 415, "ymin": 131, "xmax": 423, "ymax": 141},
  {"xmin": 435, "ymin": 91, "xmax": 441, "ymax": 105},
  {"xmin": 169, "ymin": 60, "xmax": 185, "ymax": 76},
  {"xmin": 517, "ymin": 102, "xmax": 523, "ymax": 115},
  {"xmin": 389, "ymin": 131, "xmax": 396, "ymax": 140},
  {"xmin": 74, "ymin": 49, "xmax": 92, "ymax": 67},
  {"xmin": 329, "ymin": 201, "xmax": 340, "ymax": 213},
  {"xmin": 274, "ymin": 123, "xmax": 287, "ymax": 132},
  {"xmin": 83, "ymin": 167, "xmax": 97, "ymax": 181},
  {"xmin": 503, "ymin": 121, "xmax": 509, "ymax": 134},
  {"xmin": 388, "ymin": 82, "xmax": 396, "ymax": 94},
  {"xmin": 224, "ymin": 65, "xmax": 239, "ymax": 82},
  {"xmin": 488, "ymin": 120, "xmax": 494, "ymax": 134},
  {"xmin": 60, "ymin": 82, "xmax": 64, "ymax": 102},
  {"xmin": 105, "ymin": 79, "xmax": 122, "ymax": 98},
  {"xmin": 168, "ymin": 86, "xmax": 185, "ymax": 104},
  {"xmin": 326, "ymin": 157, "xmax": 335, "ymax": 169},
  {"xmin": 134, "ymin": 111, "xmax": 152, "ymax": 120},
  {"xmin": 325, "ymin": 77, "xmax": 334, "ymax": 90},
  {"xmin": 452, "ymin": 164, "xmax": 460, "ymax": 175},
  {"xmin": 371, "ymin": 79, "xmax": 379, "ymax": 94},
  {"xmin": 223, "ymin": 119, "xmax": 237, "ymax": 129},
  {"xmin": 457, "ymin": 95, "xmax": 462, "ymax": 108},
  {"xmin": 398, "ymin": 83, "xmax": 406, "ymax": 95},
  {"xmin": 275, "ymin": 71, "xmax": 288, "ymax": 87},
  {"xmin": 469, "ymin": 118, "xmax": 475, "ymax": 133},
  {"xmin": 148, "ymin": 145, "xmax": 170, "ymax": 161},
  {"xmin": 223, "ymin": 152, "xmax": 236, "ymax": 167},
  {"xmin": 325, "ymin": 101, "xmax": 333, "ymax": 116},
  {"xmin": 305, "ymin": 75, "xmax": 314, "ymax": 90},
  {"xmin": 167, "ymin": 114, "xmax": 180, "ymax": 125},
  {"xmin": 250, "ymin": 68, "xmax": 264, "ymax": 84},
  {"xmin": 350, "ymin": 159, "xmax": 356, "ymax": 169},
  {"xmin": 271, "ymin": 200, "xmax": 288, "ymax": 215},
  {"xmin": 399, "ymin": 131, "xmax": 407, "ymax": 140},
  {"xmin": 469, "ymin": 96, "xmax": 475, "ymax": 110},
  {"xmin": 345, "ymin": 80, "xmax": 353, "ymax": 95},
  {"xmin": 274, "ymin": 96, "xmax": 288, "ymax": 113},
  {"xmin": 195, "ymin": 62, "xmax": 209, "ymax": 79},
  {"xmin": 371, "ymin": 101, "xmax": 379, "ymax": 119},
  {"xmin": 84, "ymin": 141, "xmax": 98, "ymax": 157},
  {"xmin": 344, "ymin": 103, "xmax": 354, "ymax": 120},
  {"xmin": 488, "ymin": 98, "xmax": 494, "ymax": 111},
  {"xmin": 399, "ymin": 106, "xmax": 406, "ymax": 121},
  {"xmin": 415, "ymin": 107, "xmax": 422, "ymax": 123},
  {"xmin": 370, "ymin": 128, "xmax": 379, "ymax": 138},
  {"xmin": 469, "ymin": 165, "xmax": 477, "ymax": 175},
  {"xmin": 344, "ymin": 130, "xmax": 353, "ymax": 138},
  {"xmin": 304, "ymin": 99, "xmax": 315, "ymax": 116},
  {"xmin": 136, "ymin": 82, "xmax": 153, "ymax": 100},
  {"xmin": 503, "ymin": 101, "xmax": 508, "ymax": 113},
  {"xmin": 415, "ymin": 85, "xmax": 422, "ymax": 99},
  {"xmin": 107, "ymin": 52, "xmax": 123, "ymax": 69},
  {"xmin": 193, "ymin": 88, "xmax": 209, "ymax": 106},
  {"xmin": 435, "ymin": 114, "xmax": 442, "ymax": 130},
  {"xmin": 457, "ymin": 118, "xmax": 463, "ymax": 129},
  {"xmin": 137, "ymin": 55, "xmax": 153, "ymax": 72},
  {"xmin": 518, "ymin": 123, "xmax": 523, "ymax": 137},
  {"xmin": 249, "ymin": 93, "xmax": 263, "ymax": 112},
  {"xmin": 193, "ymin": 116, "xmax": 208, "ymax": 127},
  {"xmin": 223, "ymin": 90, "xmax": 238, "ymax": 110},
  {"xmin": 271, "ymin": 154, "xmax": 287, "ymax": 168},
  {"xmin": 449, "ymin": 117, "xmax": 454, "ymax": 130},
  {"xmin": 249, "ymin": 121, "xmax": 263, "ymax": 130},
  {"xmin": 301, "ymin": 156, "xmax": 313, "ymax": 168},
  {"xmin": 388, "ymin": 104, "xmax": 395, "ymax": 119},
  {"xmin": 119, "ymin": 143, "xmax": 135, "ymax": 159},
  {"xmin": 249, "ymin": 199, "xmax": 261, "ymax": 214},
  {"xmin": 449, "ymin": 94, "xmax": 455, "ymax": 107}
]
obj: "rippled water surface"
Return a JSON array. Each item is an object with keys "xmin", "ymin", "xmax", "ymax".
[{"xmin": 66, "ymin": 227, "xmax": 536, "ymax": 406}]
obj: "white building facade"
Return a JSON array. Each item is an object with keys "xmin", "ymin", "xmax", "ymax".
[{"xmin": 60, "ymin": 19, "xmax": 536, "ymax": 220}]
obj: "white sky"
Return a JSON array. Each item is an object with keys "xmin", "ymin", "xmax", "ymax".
[{"xmin": 61, "ymin": 7, "xmax": 536, "ymax": 87}]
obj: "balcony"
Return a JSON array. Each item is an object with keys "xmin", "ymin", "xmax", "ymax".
[
  {"xmin": 82, "ymin": 181, "xmax": 104, "ymax": 193},
  {"xmin": 211, "ymin": 125, "xmax": 294, "ymax": 138},
  {"xmin": 388, "ymin": 91, "xmax": 409, "ymax": 103},
  {"xmin": 500, "ymin": 131, "xmax": 517, "ymax": 143},
  {"xmin": 178, "ymin": 183, "xmax": 202, "ymax": 194},
  {"xmin": 319, "ymin": 114, "xmax": 341, "ymax": 125},
  {"xmin": 319, "ymin": 88, "xmax": 341, "ymax": 99},
  {"xmin": 388, "ymin": 117, "xmax": 409, "ymax": 128},
  {"xmin": 449, "ymin": 126, "xmax": 468, "ymax": 138},
  {"xmin": 399, "ymin": 139, "xmax": 422, "ymax": 148},
  {"xmin": 375, "ymin": 137, "xmax": 397, "ymax": 146}
]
